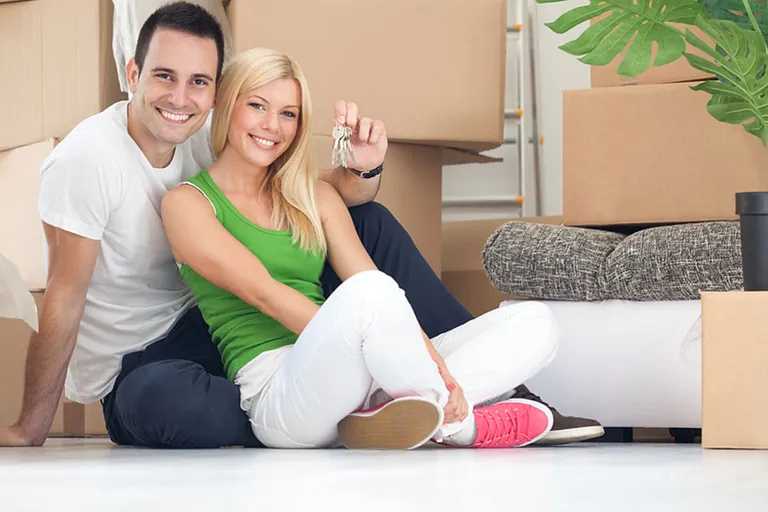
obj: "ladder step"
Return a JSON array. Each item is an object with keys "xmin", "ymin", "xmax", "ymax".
[{"xmin": 442, "ymin": 195, "xmax": 524, "ymax": 207}]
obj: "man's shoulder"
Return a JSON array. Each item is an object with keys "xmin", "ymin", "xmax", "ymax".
[{"xmin": 45, "ymin": 103, "xmax": 130, "ymax": 170}]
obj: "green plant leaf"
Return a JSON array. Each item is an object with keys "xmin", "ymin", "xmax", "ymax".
[
  {"xmin": 683, "ymin": 16, "xmax": 768, "ymax": 144},
  {"xmin": 537, "ymin": 0, "xmax": 709, "ymax": 76},
  {"xmin": 699, "ymin": 0, "xmax": 768, "ymax": 45}
]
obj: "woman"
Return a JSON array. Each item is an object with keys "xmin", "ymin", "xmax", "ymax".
[{"xmin": 161, "ymin": 47, "xmax": 559, "ymax": 450}]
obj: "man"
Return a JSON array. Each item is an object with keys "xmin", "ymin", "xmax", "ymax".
[{"xmin": 0, "ymin": 1, "xmax": 602, "ymax": 448}]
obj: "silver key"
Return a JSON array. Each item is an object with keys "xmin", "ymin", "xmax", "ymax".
[{"xmin": 332, "ymin": 124, "xmax": 356, "ymax": 168}]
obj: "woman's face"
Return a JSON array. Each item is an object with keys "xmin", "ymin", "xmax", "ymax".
[{"xmin": 227, "ymin": 78, "xmax": 302, "ymax": 169}]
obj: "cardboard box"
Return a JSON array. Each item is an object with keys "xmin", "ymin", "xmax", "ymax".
[
  {"xmin": 228, "ymin": 0, "xmax": 506, "ymax": 152},
  {"xmin": 0, "ymin": 139, "xmax": 54, "ymax": 290},
  {"xmin": 591, "ymin": 24, "xmax": 715, "ymax": 87},
  {"xmin": 441, "ymin": 216, "xmax": 563, "ymax": 316},
  {"xmin": 0, "ymin": 291, "xmax": 66, "ymax": 434},
  {"xmin": 702, "ymin": 291, "xmax": 768, "ymax": 449},
  {"xmin": 562, "ymin": 81, "xmax": 768, "ymax": 226},
  {"xmin": 0, "ymin": 0, "xmax": 125, "ymax": 151},
  {"xmin": 63, "ymin": 401, "xmax": 107, "ymax": 437},
  {"xmin": 310, "ymin": 136, "xmax": 440, "ymax": 272}
]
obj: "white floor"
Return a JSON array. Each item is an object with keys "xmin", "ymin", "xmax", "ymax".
[{"xmin": 1, "ymin": 439, "xmax": 768, "ymax": 511}]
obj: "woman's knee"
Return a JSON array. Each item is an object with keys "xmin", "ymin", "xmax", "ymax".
[{"xmin": 335, "ymin": 270, "xmax": 403, "ymax": 305}]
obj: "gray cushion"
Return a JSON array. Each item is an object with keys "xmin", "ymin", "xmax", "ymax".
[
  {"xmin": 481, "ymin": 220, "xmax": 742, "ymax": 301},
  {"xmin": 603, "ymin": 222, "xmax": 743, "ymax": 301},
  {"xmin": 481, "ymin": 221, "xmax": 625, "ymax": 301}
]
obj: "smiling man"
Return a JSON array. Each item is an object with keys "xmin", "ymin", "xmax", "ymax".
[{"xmin": 0, "ymin": 1, "xmax": 602, "ymax": 448}]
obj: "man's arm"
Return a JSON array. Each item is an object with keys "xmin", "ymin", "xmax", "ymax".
[
  {"xmin": 0, "ymin": 224, "xmax": 99, "ymax": 446},
  {"xmin": 319, "ymin": 167, "xmax": 382, "ymax": 208}
]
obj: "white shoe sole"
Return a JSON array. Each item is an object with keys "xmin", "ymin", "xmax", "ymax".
[
  {"xmin": 338, "ymin": 396, "xmax": 444, "ymax": 450},
  {"xmin": 536, "ymin": 425, "xmax": 606, "ymax": 445},
  {"xmin": 507, "ymin": 398, "xmax": 555, "ymax": 447}
]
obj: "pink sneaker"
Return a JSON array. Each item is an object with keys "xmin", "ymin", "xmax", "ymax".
[
  {"xmin": 337, "ymin": 396, "xmax": 444, "ymax": 450},
  {"xmin": 472, "ymin": 398, "xmax": 554, "ymax": 448}
]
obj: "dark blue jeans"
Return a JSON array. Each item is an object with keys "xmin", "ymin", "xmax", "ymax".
[{"xmin": 101, "ymin": 202, "xmax": 473, "ymax": 448}]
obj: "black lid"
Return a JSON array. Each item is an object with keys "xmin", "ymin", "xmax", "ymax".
[{"xmin": 736, "ymin": 192, "xmax": 768, "ymax": 215}]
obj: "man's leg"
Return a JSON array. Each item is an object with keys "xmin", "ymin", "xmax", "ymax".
[
  {"xmin": 101, "ymin": 307, "xmax": 261, "ymax": 449},
  {"xmin": 320, "ymin": 202, "xmax": 473, "ymax": 338}
]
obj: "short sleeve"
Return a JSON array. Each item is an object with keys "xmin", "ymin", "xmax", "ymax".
[{"xmin": 38, "ymin": 143, "xmax": 122, "ymax": 241}]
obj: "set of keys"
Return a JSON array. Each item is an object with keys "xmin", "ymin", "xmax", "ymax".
[{"xmin": 331, "ymin": 124, "xmax": 356, "ymax": 169}]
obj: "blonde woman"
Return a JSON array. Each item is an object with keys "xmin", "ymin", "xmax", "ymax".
[{"xmin": 161, "ymin": 47, "xmax": 559, "ymax": 450}]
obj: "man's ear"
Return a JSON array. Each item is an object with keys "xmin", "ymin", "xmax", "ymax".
[{"xmin": 126, "ymin": 57, "xmax": 140, "ymax": 95}]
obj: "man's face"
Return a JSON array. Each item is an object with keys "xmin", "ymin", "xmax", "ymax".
[{"xmin": 126, "ymin": 28, "xmax": 218, "ymax": 147}]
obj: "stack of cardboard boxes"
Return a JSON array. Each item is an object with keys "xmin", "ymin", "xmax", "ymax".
[
  {"xmin": 0, "ymin": 0, "xmax": 127, "ymax": 436},
  {"xmin": 0, "ymin": 0, "xmax": 508, "ymax": 438}
]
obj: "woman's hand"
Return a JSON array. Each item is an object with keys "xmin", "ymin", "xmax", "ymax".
[{"xmin": 442, "ymin": 373, "xmax": 469, "ymax": 425}]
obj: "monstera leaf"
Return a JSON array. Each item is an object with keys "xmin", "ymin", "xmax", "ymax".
[
  {"xmin": 683, "ymin": 14, "xmax": 768, "ymax": 143},
  {"xmin": 537, "ymin": 0, "xmax": 708, "ymax": 76},
  {"xmin": 699, "ymin": 0, "xmax": 768, "ymax": 44}
]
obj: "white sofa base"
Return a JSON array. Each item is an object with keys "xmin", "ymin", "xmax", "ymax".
[{"xmin": 500, "ymin": 299, "xmax": 703, "ymax": 429}]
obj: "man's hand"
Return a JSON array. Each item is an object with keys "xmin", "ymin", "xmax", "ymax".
[
  {"xmin": 0, "ymin": 425, "xmax": 33, "ymax": 447},
  {"xmin": 335, "ymin": 100, "xmax": 388, "ymax": 173}
]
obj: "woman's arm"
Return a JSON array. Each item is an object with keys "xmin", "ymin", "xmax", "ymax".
[{"xmin": 161, "ymin": 185, "xmax": 319, "ymax": 334}]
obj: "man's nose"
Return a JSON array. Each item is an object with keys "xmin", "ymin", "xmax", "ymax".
[{"xmin": 168, "ymin": 82, "xmax": 190, "ymax": 109}]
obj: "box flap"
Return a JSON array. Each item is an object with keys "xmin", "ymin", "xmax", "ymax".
[{"xmin": 442, "ymin": 148, "xmax": 503, "ymax": 166}]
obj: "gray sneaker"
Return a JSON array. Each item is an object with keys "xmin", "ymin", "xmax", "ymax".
[{"xmin": 509, "ymin": 385, "xmax": 604, "ymax": 445}]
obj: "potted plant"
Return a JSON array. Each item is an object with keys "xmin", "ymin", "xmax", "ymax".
[{"xmin": 535, "ymin": 0, "xmax": 768, "ymax": 289}]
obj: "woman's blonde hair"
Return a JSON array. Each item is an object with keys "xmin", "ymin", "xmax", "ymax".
[{"xmin": 210, "ymin": 47, "xmax": 325, "ymax": 254}]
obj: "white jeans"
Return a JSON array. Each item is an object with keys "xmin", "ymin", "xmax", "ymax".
[{"xmin": 246, "ymin": 270, "xmax": 559, "ymax": 448}]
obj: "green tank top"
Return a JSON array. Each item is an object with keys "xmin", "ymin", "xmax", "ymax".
[{"xmin": 178, "ymin": 170, "xmax": 326, "ymax": 381}]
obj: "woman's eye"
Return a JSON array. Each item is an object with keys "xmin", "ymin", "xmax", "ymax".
[{"xmin": 249, "ymin": 103, "xmax": 264, "ymax": 110}]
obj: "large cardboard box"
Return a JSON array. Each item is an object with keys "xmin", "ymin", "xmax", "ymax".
[
  {"xmin": 562, "ymin": 81, "xmax": 768, "ymax": 226},
  {"xmin": 591, "ymin": 24, "xmax": 714, "ymax": 88},
  {"xmin": 0, "ymin": 139, "xmax": 53, "ymax": 291},
  {"xmin": 0, "ymin": 0, "xmax": 125, "ymax": 152},
  {"xmin": 441, "ymin": 216, "xmax": 564, "ymax": 316},
  {"xmin": 228, "ymin": 0, "xmax": 506, "ymax": 152},
  {"xmin": 702, "ymin": 291, "xmax": 768, "ymax": 449},
  {"xmin": 311, "ymin": 136, "xmax": 442, "ymax": 273}
]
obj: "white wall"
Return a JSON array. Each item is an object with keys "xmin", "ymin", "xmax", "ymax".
[
  {"xmin": 441, "ymin": 0, "xmax": 590, "ymax": 221},
  {"xmin": 533, "ymin": 0, "xmax": 590, "ymax": 217}
]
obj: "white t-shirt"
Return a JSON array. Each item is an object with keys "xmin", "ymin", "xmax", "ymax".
[{"xmin": 38, "ymin": 101, "xmax": 215, "ymax": 403}]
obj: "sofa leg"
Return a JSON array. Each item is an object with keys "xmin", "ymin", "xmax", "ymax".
[{"xmin": 669, "ymin": 428, "xmax": 700, "ymax": 444}]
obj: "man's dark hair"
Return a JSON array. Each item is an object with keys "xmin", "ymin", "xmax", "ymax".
[{"xmin": 134, "ymin": 1, "xmax": 226, "ymax": 82}]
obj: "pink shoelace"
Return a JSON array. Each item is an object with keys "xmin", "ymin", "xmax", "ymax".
[{"xmin": 473, "ymin": 405, "xmax": 528, "ymax": 448}]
